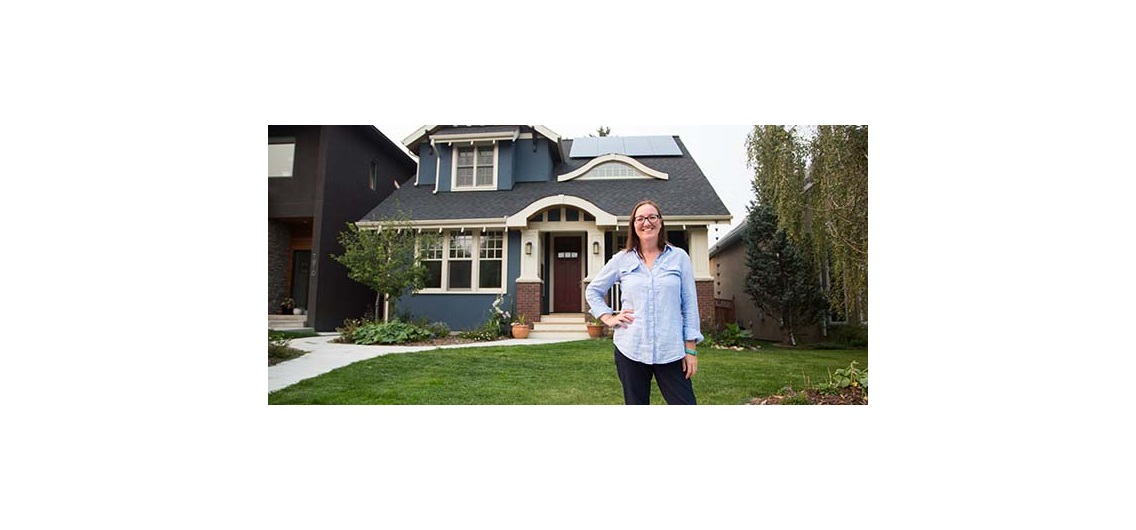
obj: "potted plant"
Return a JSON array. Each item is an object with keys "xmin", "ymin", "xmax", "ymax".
[
  {"xmin": 511, "ymin": 314, "xmax": 530, "ymax": 339},
  {"xmin": 281, "ymin": 297, "xmax": 295, "ymax": 315},
  {"xmin": 586, "ymin": 314, "xmax": 606, "ymax": 338}
]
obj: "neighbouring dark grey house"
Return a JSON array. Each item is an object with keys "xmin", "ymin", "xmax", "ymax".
[
  {"xmin": 361, "ymin": 125, "xmax": 732, "ymax": 336},
  {"xmin": 268, "ymin": 125, "xmax": 416, "ymax": 331}
]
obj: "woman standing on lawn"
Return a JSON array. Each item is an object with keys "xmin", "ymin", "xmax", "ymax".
[{"xmin": 585, "ymin": 200, "xmax": 702, "ymax": 405}]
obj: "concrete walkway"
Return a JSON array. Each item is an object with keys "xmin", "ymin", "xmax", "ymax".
[{"xmin": 268, "ymin": 333, "xmax": 584, "ymax": 393}]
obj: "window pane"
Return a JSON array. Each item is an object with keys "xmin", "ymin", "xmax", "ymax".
[
  {"xmin": 268, "ymin": 142, "xmax": 295, "ymax": 177},
  {"xmin": 457, "ymin": 148, "xmax": 474, "ymax": 166},
  {"xmin": 456, "ymin": 167, "xmax": 474, "ymax": 187},
  {"xmin": 476, "ymin": 166, "xmax": 493, "ymax": 186},
  {"xmin": 479, "ymin": 260, "xmax": 502, "ymax": 289},
  {"xmin": 480, "ymin": 232, "xmax": 503, "ymax": 259},
  {"xmin": 449, "ymin": 234, "xmax": 472, "ymax": 258},
  {"xmin": 424, "ymin": 261, "xmax": 442, "ymax": 288},
  {"xmin": 476, "ymin": 146, "xmax": 493, "ymax": 166},
  {"xmin": 449, "ymin": 261, "xmax": 472, "ymax": 289}
]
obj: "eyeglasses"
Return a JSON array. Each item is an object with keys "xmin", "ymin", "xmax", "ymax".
[{"xmin": 633, "ymin": 214, "xmax": 661, "ymax": 225}]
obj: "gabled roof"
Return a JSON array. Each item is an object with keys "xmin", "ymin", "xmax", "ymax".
[{"xmin": 362, "ymin": 136, "xmax": 730, "ymax": 225}]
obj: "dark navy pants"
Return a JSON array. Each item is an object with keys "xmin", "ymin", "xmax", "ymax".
[{"xmin": 613, "ymin": 346, "xmax": 697, "ymax": 405}]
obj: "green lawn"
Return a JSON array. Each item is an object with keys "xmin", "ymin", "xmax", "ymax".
[{"xmin": 267, "ymin": 338, "xmax": 867, "ymax": 405}]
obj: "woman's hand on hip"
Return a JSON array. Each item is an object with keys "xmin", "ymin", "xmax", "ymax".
[{"xmin": 602, "ymin": 309, "xmax": 634, "ymax": 329}]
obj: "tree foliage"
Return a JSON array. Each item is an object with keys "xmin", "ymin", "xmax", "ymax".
[
  {"xmin": 743, "ymin": 202, "xmax": 828, "ymax": 345},
  {"xmin": 590, "ymin": 126, "xmax": 611, "ymax": 137},
  {"xmin": 746, "ymin": 125, "xmax": 868, "ymax": 323},
  {"xmin": 330, "ymin": 211, "xmax": 437, "ymax": 322}
]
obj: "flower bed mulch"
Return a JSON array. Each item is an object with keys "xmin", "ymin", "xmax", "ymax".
[{"xmin": 750, "ymin": 386, "xmax": 867, "ymax": 405}]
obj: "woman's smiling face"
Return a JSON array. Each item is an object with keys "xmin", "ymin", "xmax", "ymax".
[{"xmin": 633, "ymin": 203, "xmax": 661, "ymax": 242}]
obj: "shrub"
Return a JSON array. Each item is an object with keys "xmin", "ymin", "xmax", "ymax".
[
  {"xmin": 457, "ymin": 321, "xmax": 501, "ymax": 342},
  {"xmin": 818, "ymin": 360, "xmax": 868, "ymax": 394},
  {"xmin": 334, "ymin": 317, "xmax": 372, "ymax": 344},
  {"xmin": 352, "ymin": 319, "xmax": 433, "ymax": 345},
  {"xmin": 826, "ymin": 323, "xmax": 868, "ymax": 348},
  {"xmin": 423, "ymin": 321, "xmax": 451, "ymax": 339},
  {"xmin": 712, "ymin": 322, "xmax": 754, "ymax": 348}
]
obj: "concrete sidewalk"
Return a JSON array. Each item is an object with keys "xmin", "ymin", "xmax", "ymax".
[{"xmin": 268, "ymin": 334, "xmax": 584, "ymax": 393}]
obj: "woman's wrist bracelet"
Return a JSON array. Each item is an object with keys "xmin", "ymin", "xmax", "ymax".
[{"xmin": 684, "ymin": 348, "xmax": 697, "ymax": 356}]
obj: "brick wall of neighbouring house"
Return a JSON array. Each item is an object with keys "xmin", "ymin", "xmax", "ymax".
[
  {"xmin": 516, "ymin": 281, "xmax": 542, "ymax": 323},
  {"xmin": 269, "ymin": 220, "xmax": 290, "ymax": 312},
  {"xmin": 696, "ymin": 280, "xmax": 715, "ymax": 332}
]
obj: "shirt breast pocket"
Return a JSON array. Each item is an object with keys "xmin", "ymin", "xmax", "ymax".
[{"xmin": 658, "ymin": 263, "xmax": 682, "ymax": 287}]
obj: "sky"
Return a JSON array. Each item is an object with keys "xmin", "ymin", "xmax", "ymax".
[{"xmin": 374, "ymin": 124, "xmax": 755, "ymax": 246}]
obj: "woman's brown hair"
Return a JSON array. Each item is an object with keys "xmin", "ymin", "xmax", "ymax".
[{"xmin": 625, "ymin": 199, "xmax": 668, "ymax": 254}]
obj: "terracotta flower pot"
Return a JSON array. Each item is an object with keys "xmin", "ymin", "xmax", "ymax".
[
  {"xmin": 586, "ymin": 324, "xmax": 605, "ymax": 338},
  {"xmin": 511, "ymin": 324, "xmax": 530, "ymax": 339}
]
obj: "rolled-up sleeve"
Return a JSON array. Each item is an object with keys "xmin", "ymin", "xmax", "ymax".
[
  {"xmin": 586, "ymin": 251, "xmax": 622, "ymax": 320},
  {"xmin": 680, "ymin": 251, "xmax": 704, "ymax": 343}
]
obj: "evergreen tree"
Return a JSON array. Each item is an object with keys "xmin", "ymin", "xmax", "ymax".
[{"xmin": 743, "ymin": 202, "xmax": 828, "ymax": 345}]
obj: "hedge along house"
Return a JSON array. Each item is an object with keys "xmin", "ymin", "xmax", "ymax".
[{"xmin": 359, "ymin": 125, "xmax": 732, "ymax": 335}]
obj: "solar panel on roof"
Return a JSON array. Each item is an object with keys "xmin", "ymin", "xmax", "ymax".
[{"xmin": 568, "ymin": 135, "xmax": 683, "ymax": 158}]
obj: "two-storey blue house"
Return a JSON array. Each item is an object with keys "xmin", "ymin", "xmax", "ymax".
[{"xmin": 360, "ymin": 125, "xmax": 732, "ymax": 336}]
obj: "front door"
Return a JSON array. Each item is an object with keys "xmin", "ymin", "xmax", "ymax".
[
  {"xmin": 552, "ymin": 236, "xmax": 582, "ymax": 313},
  {"xmin": 290, "ymin": 250, "xmax": 311, "ymax": 310}
]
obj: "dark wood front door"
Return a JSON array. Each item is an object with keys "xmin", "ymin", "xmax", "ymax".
[{"xmin": 553, "ymin": 237, "xmax": 582, "ymax": 313}]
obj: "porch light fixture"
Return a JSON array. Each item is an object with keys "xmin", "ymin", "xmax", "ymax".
[
  {"xmin": 525, "ymin": 242, "xmax": 532, "ymax": 255},
  {"xmin": 592, "ymin": 241, "xmax": 600, "ymax": 255}
]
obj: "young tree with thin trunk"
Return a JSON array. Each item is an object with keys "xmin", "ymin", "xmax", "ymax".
[{"xmin": 331, "ymin": 211, "xmax": 436, "ymax": 322}]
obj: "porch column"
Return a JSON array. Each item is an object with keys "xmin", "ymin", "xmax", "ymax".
[
  {"xmin": 584, "ymin": 227, "xmax": 606, "ymax": 281},
  {"xmin": 518, "ymin": 229, "xmax": 542, "ymax": 281},
  {"xmin": 688, "ymin": 226, "xmax": 711, "ymax": 281},
  {"xmin": 517, "ymin": 228, "xmax": 543, "ymax": 322},
  {"xmin": 689, "ymin": 226, "xmax": 714, "ymax": 330}
]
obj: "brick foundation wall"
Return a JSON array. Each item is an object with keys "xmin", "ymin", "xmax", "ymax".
[
  {"xmin": 516, "ymin": 281, "xmax": 543, "ymax": 323},
  {"xmin": 696, "ymin": 280, "xmax": 715, "ymax": 332}
]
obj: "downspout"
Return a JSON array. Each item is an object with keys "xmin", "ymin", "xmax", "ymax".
[{"xmin": 432, "ymin": 138, "xmax": 440, "ymax": 194}]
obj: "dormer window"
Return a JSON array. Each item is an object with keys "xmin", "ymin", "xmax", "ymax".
[{"xmin": 453, "ymin": 144, "xmax": 497, "ymax": 190}]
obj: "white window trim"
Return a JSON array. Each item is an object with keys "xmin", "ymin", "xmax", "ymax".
[
  {"xmin": 418, "ymin": 229, "xmax": 508, "ymax": 294},
  {"xmin": 451, "ymin": 142, "xmax": 498, "ymax": 191}
]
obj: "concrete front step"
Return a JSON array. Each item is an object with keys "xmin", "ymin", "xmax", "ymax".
[
  {"xmin": 539, "ymin": 313, "xmax": 587, "ymax": 324},
  {"xmin": 527, "ymin": 331, "xmax": 591, "ymax": 340},
  {"xmin": 269, "ymin": 315, "xmax": 309, "ymax": 330},
  {"xmin": 532, "ymin": 322, "xmax": 588, "ymax": 333}
]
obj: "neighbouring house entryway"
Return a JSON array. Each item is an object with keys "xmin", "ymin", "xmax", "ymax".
[
  {"xmin": 552, "ymin": 236, "xmax": 582, "ymax": 313},
  {"xmin": 290, "ymin": 249, "xmax": 311, "ymax": 310}
]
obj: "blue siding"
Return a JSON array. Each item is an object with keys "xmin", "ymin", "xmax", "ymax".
[
  {"xmin": 416, "ymin": 144, "xmax": 437, "ymax": 186},
  {"xmin": 395, "ymin": 293, "xmax": 498, "ymax": 331},
  {"xmin": 513, "ymin": 138, "xmax": 554, "ymax": 183},
  {"xmin": 507, "ymin": 230, "xmax": 521, "ymax": 302},
  {"xmin": 436, "ymin": 144, "xmax": 453, "ymax": 192},
  {"xmin": 392, "ymin": 231, "xmax": 523, "ymax": 331},
  {"xmin": 497, "ymin": 141, "xmax": 515, "ymax": 189}
]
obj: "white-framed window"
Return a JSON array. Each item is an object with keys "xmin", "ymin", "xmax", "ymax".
[
  {"xmin": 479, "ymin": 231, "xmax": 504, "ymax": 289},
  {"xmin": 453, "ymin": 144, "xmax": 496, "ymax": 190},
  {"xmin": 420, "ymin": 230, "xmax": 506, "ymax": 293},
  {"xmin": 269, "ymin": 137, "xmax": 295, "ymax": 178},
  {"xmin": 422, "ymin": 237, "xmax": 444, "ymax": 289},
  {"xmin": 448, "ymin": 233, "xmax": 473, "ymax": 289}
]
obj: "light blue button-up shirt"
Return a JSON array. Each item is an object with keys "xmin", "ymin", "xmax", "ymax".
[{"xmin": 585, "ymin": 244, "xmax": 704, "ymax": 365}]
